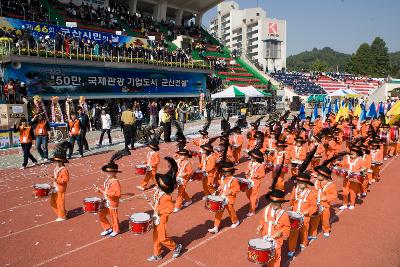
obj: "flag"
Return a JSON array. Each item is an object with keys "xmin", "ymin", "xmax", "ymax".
[
  {"xmin": 334, "ymin": 99, "xmax": 339, "ymax": 114},
  {"xmin": 387, "ymin": 102, "xmax": 392, "ymax": 113},
  {"xmin": 367, "ymin": 102, "xmax": 377, "ymax": 119},
  {"xmin": 378, "ymin": 102, "xmax": 385, "ymax": 116},
  {"xmin": 327, "ymin": 99, "xmax": 332, "ymax": 115},
  {"xmin": 311, "ymin": 104, "xmax": 318, "ymax": 122},
  {"xmin": 354, "ymin": 103, "xmax": 362, "ymax": 117},
  {"xmin": 348, "ymin": 101, "xmax": 353, "ymax": 113},
  {"xmin": 357, "ymin": 103, "xmax": 367, "ymax": 130},
  {"xmin": 386, "ymin": 100, "xmax": 400, "ymax": 125},
  {"xmin": 321, "ymin": 101, "xmax": 327, "ymax": 122},
  {"xmin": 299, "ymin": 104, "xmax": 306, "ymax": 120}
]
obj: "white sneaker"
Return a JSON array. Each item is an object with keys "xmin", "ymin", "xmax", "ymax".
[
  {"xmin": 136, "ymin": 186, "xmax": 145, "ymax": 191},
  {"xmin": 172, "ymin": 244, "xmax": 182, "ymax": 258},
  {"xmin": 109, "ymin": 231, "xmax": 118, "ymax": 237},
  {"xmin": 246, "ymin": 212, "xmax": 255, "ymax": 217},
  {"xmin": 339, "ymin": 205, "xmax": 348, "ymax": 210},
  {"xmin": 100, "ymin": 229, "xmax": 112, "ymax": 236},
  {"xmin": 308, "ymin": 236, "xmax": 317, "ymax": 240},
  {"xmin": 323, "ymin": 233, "xmax": 330, "ymax": 238},
  {"xmin": 287, "ymin": 251, "xmax": 295, "ymax": 257},
  {"xmin": 55, "ymin": 217, "xmax": 66, "ymax": 222},
  {"xmin": 349, "ymin": 205, "xmax": 355, "ymax": 210},
  {"xmin": 361, "ymin": 192, "xmax": 367, "ymax": 197},
  {"xmin": 202, "ymin": 196, "xmax": 208, "ymax": 200},
  {"xmin": 384, "ymin": 157, "xmax": 388, "ymax": 160},
  {"xmin": 230, "ymin": 221, "xmax": 240, "ymax": 228},
  {"xmin": 32, "ymin": 162, "xmax": 39, "ymax": 166},
  {"xmin": 183, "ymin": 200, "xmax": 192, "ymax": 207},
  {"xmin": 147, "ymin": 255, "xmax": 162, "ymax": 262},
  {"xmin": 357, "ymin": 193, "xmax": 361, "ymax": 198},
  {"xmin": 173, "ymin": 208, "xmax": 181, "ymax": 213},
  {"xmin": 208, "ymin": 226, "xmax": 218, "ymax": 234},
  {"xmin": 300, "ymin": 244, "xmax": 306, "ymax": 251},
  {"xmin": 371, "ymin": 179, "xmax": 376, "ymax": 183},
  {"xmin": 19, "ymin": 166, "xmax": 26, "ymax": 170}
]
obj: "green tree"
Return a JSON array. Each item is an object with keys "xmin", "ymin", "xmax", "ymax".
[
  {"xmin": 347, "ymin": 43, "xmax": 373, "ymax": 75},
  {"xmin": 370, "ymin": 37, "xmax": 390, "ymax": 77},
  {"xmin": 311, "ymin": 59, "xmax": 327, "ymax": 72}
]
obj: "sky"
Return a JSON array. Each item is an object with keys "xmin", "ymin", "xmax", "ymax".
[{"xmin": 202, "ymin": 0, "xmax": 400, "ymax": 56}]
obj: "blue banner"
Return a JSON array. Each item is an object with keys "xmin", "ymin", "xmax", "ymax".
[
  {"xmin": 0, "ymin": 16, "xmax": 148, "ymax": 46},
  {"xmin": 5, "ymin": 63, "xmax": 206, "ymax": 98}
]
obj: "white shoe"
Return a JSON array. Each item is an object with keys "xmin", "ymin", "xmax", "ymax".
[
  {"xmin": 202, "ymin": 196, "xmax": 208, "ymax": 200},
  {"xmin": 323, "ymin": 233, "xmax": 330, "ymax": 238},
  {"xmin": 32, "ymin": 162, "xmax": 39, "ymax": 166},
  {"xmin": 361, "ymin": 192, "xmax": 367, "ymax": 197},
  {"xmin": 357, "ymin": 193, "xmax": 361, "ymax": 198},
  {"xmin": 19, "ymin": 166, "xmax": 26, "ymax": 170},
  {"xmin": 300, "ymin": 244, "xmax": 306, "ymax": 251},
  {"xmin": 208, "ymin": 226, "xmax": 218, "ymax": 234},
  {"xmin": 55, "ymin": 217, "xmax": 66, "ymax": 222},
  {"xmin": 230, "ymin": 221, "xmax": 240, "ymax": 228},
  {"xmin": 173, "ymin": 208, "xmax": 181, "ymax": 213},
  {"xmin": 287, "ymin": 251, "xmax": 295, "ymax": 257},
  {"xmin": 147, "ymin": 255, "xmax": 162, "ymax": 262},
  {"xmin": 136, "ymin": 186, "xmax": 145, "ymax": 191},
  {"xmin": 349, "ymin": 205, "xmax": 355, "ymax": 210},
  {"xmin": 246, "ymin": 212, "xmax": 254, "ymax": 217},
  {"xmin": 109, "ymin": 231, "xmax": 118, "ymax": 237},
  {"xmin": 172, "ymin": 244, "xmax": 182, "ymax": 258},
  {"xmin": 339, "ymin": 205, "xmax": 348, "ymax": 210},
  {"xmin": 100, "ymin": 229, "xmax": 112, "ymax": 236},
  {"xmin": 308, "ymin": 236, "xmax": 317, "ymax": 240},
  {"xmin": 384, "ymin": 157, "xmax": 388, "ymax": 160},
  {"xmin": 371, "ymin": 179, "xmax": 376, "ymax": 183},
  {"xmin": 183, "ymin": 200, "xmax": 192, "ymax": 207}
]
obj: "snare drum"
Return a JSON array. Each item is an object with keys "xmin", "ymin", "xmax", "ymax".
[
  {"xmin": 247, "ymin": 238, "xmax": 275, "ymax": 264},
  {"xmin": 33, "ymin": 183, "xmax": 52, "ymax": 197},
  {"xmin": 348, "ymin": 172, "xmax": 365, "ymax": 184},
  {"xmin": 287, "ymin": 211, "xmax": 304, "ymax": 230},
  {"xmin": 193, "ymin": 169, "xmax": 205, "ymax": 181},
  {"xmin": 371, "ymin": 161, "xmax": 383, "ymax": 167},
  {"xmin": 390, "ymin": 127, "xmax": 398, "ymax": 142},
  {"xmin": 334, "ymin": 168, "xmax": 347, "ymax": 178},
  {"xmin": 265, "ymin": 162, "xmax": 273, "ymax": 173},
  {"xmin": 343, "ymin": 127, "xmax": 352, "ymax": 140},
  {"xmin": 305, "ymin": 129, "xmax": 313, "ymax": 141},
  {"xmin": 135, "ymin": 165, "xmax": 147, "ymax": 175},
  {"xmin": 291, "ymin": 160, "xmax": 302, "ymax": 169},
  {"xmin": 83, "ymin": 197, "xmax": 104, "ymax": 213},
  {"xmin": 380, "ymin": 132, "xmax": 388, "ymax": 143},
  {"xmin": 205, "ymin": 195, "xmax": 226, "ymax": 212},
  {"xmin": 273, "ymin": 164, "xmax": 288, "ymax": 173},
  {"xmin": 236, "ymin": 177, "xmax": 253, "ymax": 192},
  {"xmin": 129, "ymin": 212, "xmax": 153, "ymax": 234}
]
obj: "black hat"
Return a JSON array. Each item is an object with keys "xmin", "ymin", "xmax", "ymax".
[
  {"xmin": 249, "ymin": 149, "xmax": 264, "ymax": 161},
  {"xmin": 233, "ymin": 126, "xmax": 241, "ymax": 133},
  {"xmin": 254, "ymin": 131, "xmax": 264, "ymax": 138},
  {"xmin": 176, "ymin": 148, "xmax": 192, "ymax": 158},
  {"xmin": 155, "ymin": 157, "xmax": 178, "ymax": 194},
  {"xmin": 350, "ymin": 147, "xmax": 363, "ymax": 157},
  {"xmin": 295, "ymin": 137, "xmax": 306, "ymax": 143},
  {"xmin": 276, "ymin": 139, "xmax": 287, "ymax": 147},
  {"xmin": 295, "ymin": 172, "xmax": 314, "ymax": 186},
  {"xmin": 220, "ymin": 161, "xmax": 237, "ymax": 173},
  {"xmin": 314, "ymin": 165, "xmax": 332, "ymax": 179},
  {"xmin": 200, "ymin": 143, "xmax": 214, "ymax": 152},
  {"xmin": 102, "ymin": 162, "xmax": 121, "ymax": 173},
  {"xmin": 199, "ymin": 129, "xmax": 208, "ymax": 136},
  {"xmin": 175, "ymin": 132, "xmax": 186, "ymax": 142},
  {"xmin": 49, "ymin": 141, "xmax": 71, "ymax": 163},
  {"xmin": 265, "ymin": 189, "xmax": 289, "ymax": 203},
  {"xmin": 370, "ymin": 139, "xmax": 381, "ymax": 147},
  {"xmin": 148, "ymin": 140, "xmax": 160, "ymax": 151}
]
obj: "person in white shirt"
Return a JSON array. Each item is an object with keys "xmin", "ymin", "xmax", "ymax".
[
  {"xmin": 98, "ymin": 109, "xmax": 112, "ymax": 146},
  {"xmin": 158, "ymin": 106, "xmax": 165, "ymax": 127},
  {"xmin": 134, "ymin": 106, "xmax": 144, "ymax": 128}
]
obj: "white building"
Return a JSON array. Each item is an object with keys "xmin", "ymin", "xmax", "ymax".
[{"xmin": 209, "ymin": 1, "xmax": 286, "ymax": 72}]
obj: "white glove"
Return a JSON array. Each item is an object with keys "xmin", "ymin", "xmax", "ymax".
[
  {"xmin": 177, "ymin": 177, "xmax": 184, "ymax": 186},
  {"xmin": 147, "ymin": 165, "xmax": 152, "ymax": 171},
  {"xmin": 152, "ymin": 214, "xmax": 160, "ymax": 226}
]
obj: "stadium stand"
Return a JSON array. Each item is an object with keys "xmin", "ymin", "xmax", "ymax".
[{"xmin": 270, "ymin": 71, "xmax": 326, "ymax": 95}]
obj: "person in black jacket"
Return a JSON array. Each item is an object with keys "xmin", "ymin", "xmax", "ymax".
[
  {"xmin": 77, "ymin": 106, "xmax": 90, "ymax": 151},
  {"xmin": 14, "ymin": 118, "xmax": 38, "ymax": 169},
  {"xmin": 31, "ymin": 113, "xmax": 51, "ymax": 161}
]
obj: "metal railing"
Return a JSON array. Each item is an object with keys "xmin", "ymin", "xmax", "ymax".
[{"xmin": 0, "ymin": 41, "xmax": 210, "ymax": 70}]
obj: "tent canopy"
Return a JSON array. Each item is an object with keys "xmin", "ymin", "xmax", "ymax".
[
  {"xmin": 211, "ymin": 85, "xmax": 271, "ymax": 99},
  {"xmin": 328, "ymin": 89, "xmax": 361, "ymax": 97},
  {"xmin": 308, "ymin": 94, "xmax": 327, "ymax": 103}
]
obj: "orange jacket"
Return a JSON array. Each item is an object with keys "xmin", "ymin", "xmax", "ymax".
[
  {"xmin": 201, "ymin": 153, "xmax": 217, "ymax": 179},
  {"xmin": 54, "ymin": 166, "xmax": 69, "ymax": 193},
  {"xmin": 309, "ymin": 142, "xmax": 325, "ymax": 157},
  {"xmin": 101, "ymin": 178, "xmax": 121, "ymax": 209},
  {"xmin": 18, "ymin": 126, "xmax": 34, "ymax": 144},
  {"xmin": 246, "ymin": 161, "xmax": 265, "ymax": 180},
  {"xmin": 290, "ymin": 145, "xmax": 307, "ymax": 162},
  {"xmin": 340, "ymin": 155, "xmax": 364, "ymax": 173},
  {"xmin": 146, "ymin": 150, "xmax": 160, "ymax": 171},
  {"xmin": 34, "ymin": 120, "xmax": 49, "ymax": 136},
  {"xmin": 247, "ymin": 129, "xmax": 256, "ymax": 149},
  {"xmin": 192, "ymin": 137, "xmax": 209, "ymax": 152},
  {"xmin": 68, "ymin": 119, "xmax": 81, "ymax": 136},
  {"xmin": 177, "ymin": 159, "xmax": 193, "ymax": 181},
  {"xmin": 230, "ymin": 133, "xmax": 243, "ymax": 148},
  {"xmin": 263, "ymin": 137, "xmax": 276, "ymax": 152},
  {"xmin": 370, "ymin": 149, "xmax": 383, "ymax": 163},
  {"xmin": 220, "ymin": 175, "xmax": 240, "ymax": 204},
  {"xmin": 313, "ymin": 180, "xmax": 337, "ymax": 208},
  {"xmin": 289, "ymin": 187, "xmax": 317, "ymax": 216},
  {"xmin": 154, "ymin": 189, "xmax": 174, "ymax": 216},
  {"xmin": 362, "ymin": 153, "xmax": 372, "ymax": 168},
  {"xmin": 259, "ymin": 205, "xmax": 291, "ymax": 245},
  {"xmin": 285, "ymin": 134, "xmax": 295, "ymax": 146},
  {"xmin": 271, "ymin": 151, "xmax": 290, "ymax": 166}
]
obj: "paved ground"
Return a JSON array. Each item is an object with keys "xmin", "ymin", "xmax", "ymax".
[{"xmin": 0, "ymin": 115, "xmax": 399, "ymax": 267}]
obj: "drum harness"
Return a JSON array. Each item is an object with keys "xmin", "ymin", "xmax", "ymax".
[
  {"xmin": 263, "ymin": 205, "xmax": 285, "ymax": 242},
  {"xmin": 177, "ymin": 159, "xmax": 189, "ymax": 185},
  {"xmin": 199, "ymin": 137, "xmax": 209, "ymax": 154},
  {"xmin": 103, "ymin": 177, "xmax": 118, "ymax": 209},
  {"xmin": 146, "ymin": 151, "xmax": 156, "ymax": 171},
  {"xmin": 220, "ymin": 175, "xmax": 234, "ymax": 205},
  {"xmin": 347, "ymin": 155, "xmax": 360, "ymax": 177},
  {"xmin": 248, "ymin": 161, "xmax": 262, "ymax": 187},
  {"xmin": 52, "ymin": 166, "xmax": 66, "ymax": 194},
  {"xmin": 294, "ymin": 186, "xmax": 312, "ymax": 214},
  {"xmin": 314, "ymin": 180, "xmax": 332, "ymax": 213},
  {"xmin": 201, "ymin": 154, "xmax": 213, "ymax": 176}
]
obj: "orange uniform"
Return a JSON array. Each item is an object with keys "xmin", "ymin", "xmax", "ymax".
[
  {"xmin": 200, "ymin": 153, "xmax": 218, "ymax": 196},
  {"xmin": 339, "ymin": 155, "xmax": 365, "ymax": 207},
  {"xmin": 99, "ymin": 177, "xmax": 121, "ymax": 233},
  {"xmin": 230, "ymin": 133, "xmax": 243, "ymax": 163},
  {"xmin": 214, "ymin": 175, "xmax": 240, "ymax": 227},
  {"xmin": 371, "ymin": 148, "xmax": 383, "ymax": 182},
  {"xmin": 285, "ymin": 134, "xmax": 295, "ymax": 147},
  {"xmin": 361, "ymin": 152, "xmax": 372, "ymax": 194},
  {"xmin": 309, "ymin": 142, "xmax": 325, "ymax": 171},
  {"xmin": 258, "ymin": 205, "xmax": 291, "ymax": 267},
  {"xmin": 324, "ymin": 140, "xmax": 337, "ymax": 160},
  {"xmin": 34, "ymin": 120, "xmax": 49, "ymax": 136},
  {"xmin": 289, "ymin": 145, "xmax": 307, "ymax": 176},
  {"xmin": 246, "ymin": 161, "xmax": 266, "ymax": 214},
  {"xmin": 18, "ymin": 126, "xmax": 33, "ymax": 144},
  {"xmin": 140, "ymin": 150, "xmax": 161, "ymax": 188},
  {"xmin": 175, "ymin": 159, "xmax": 193, "ymax": 209},
  {"xmin": 288, "ymin": 186, "xmax": 317, "ymax": 252},
  {"xmin": 192, "ymin": 137, "xmax": 209, "ymax": 162},
  {"xmin": 153, "ymin": 188, "xmax": 177, "ymax": 256},
  {"xmin": 68, "ymin": 119, "xmax": 80, "ymax": 136},
  {"xmin": 388, "ymin": 126, "xmax": 399, "ymax": 157},
  {"xmin": 270, "ymin": 151, "xmax": 289, "ymax": 190},
  {"xmin": 50, "ymin": 166, "xmax": 70, "ymax": 219},
  {"xmin": 309, "ymin": 180, "xmax": 337, "ymax": 236},
  {"xmin": 263, "ymin": 137, "xmax": 277, "ymax": 154},
  {"xmin": 247, "ymin": 129, "xmax": 256, "ymax": 150}
]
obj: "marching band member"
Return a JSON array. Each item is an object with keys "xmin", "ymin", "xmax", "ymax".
[
  {"xmin": 287, "ymin": 173, "xmax": 317, "ymax": 257},
  {"xmin": 263, "ymin": 129, "xmax": 277, "ymax": 154},
  {"xmin": 147, "ymin": 157, "xmax": 182, "ymax": 262},
  {"xmin": 338, "ymin": 147, "xmax": 365, "ymax": 210},
  {"xmin": 370, "ymin": 139, "xmax": 384, "ymax": 183},
  {"xmin": 230, "ymin": 126, "xmax": 243, "ymax": 164},
  {"xmin": 96, "ymin": 150, "xmax": 129, "ymax": 237},
  {"xmin": 360, "ymin": 145, "xmax": 372, "ymax": 197},
  {"xmin": 174, "ymin": 149, "xmax": 193, "ymax": 212},
  {"xmin": 246, "ymin": 117, "xmax": 263, "ymax": 152},
  {"xmin": 285, "ymin": 128, "xmax": 295, "ymax": 147},
  {"xmin": 256, "ymin": 189, "xmax": 291, "ymax": 267},
  {"xmin": 137, "ymin": 140, "xmax": 161, "ymax": 191},
  {"xmin": 379, "ymin": 124, "xmax": 390, "ymax": 160},
  {"xmin": 270, "ymin": 140, "xmax": 289, "ymax": 191},
  {"xmin": 324, "ymin": 134, "xmax": 337, "ymax": 161},
  {"xmin": 388, "ymin": 123, "xmax": 399, "ymax": 157},
  {"xmin": 289, "ymin": 137, "xmax": 307, "ymax": 176},
  {"xmin": 49, "ymin": 141, "xmax": 72, "ymax": 221},
  {"xmin": 246, "ymin": 149, "xmax": 266, "ymax": 217},
  {"xmin": 208, "ymin": 162, "xmax": 240, "ymax": 234},
  {"xmin": 200, "ymin": 143, "xmax": 218, "ymax": 198},
  {"xmin": 309, "ymin": 165, "xmax": 338, "ymax": 239},
  {"xmin": 192, "ymin": 129, "xmax": 209, "ymax": 162},
  {"xmin": 309, "ymin": 134, "xmax": 325, "ymax": 173},
  {"xmin": 13, "ymin": 118, "xmax": 38, "ymax": 169}
]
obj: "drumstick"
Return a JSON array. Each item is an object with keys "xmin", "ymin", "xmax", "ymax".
[{"xmin": 142, "ymin": 192, "xmax": 156, "ymax": 211}]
